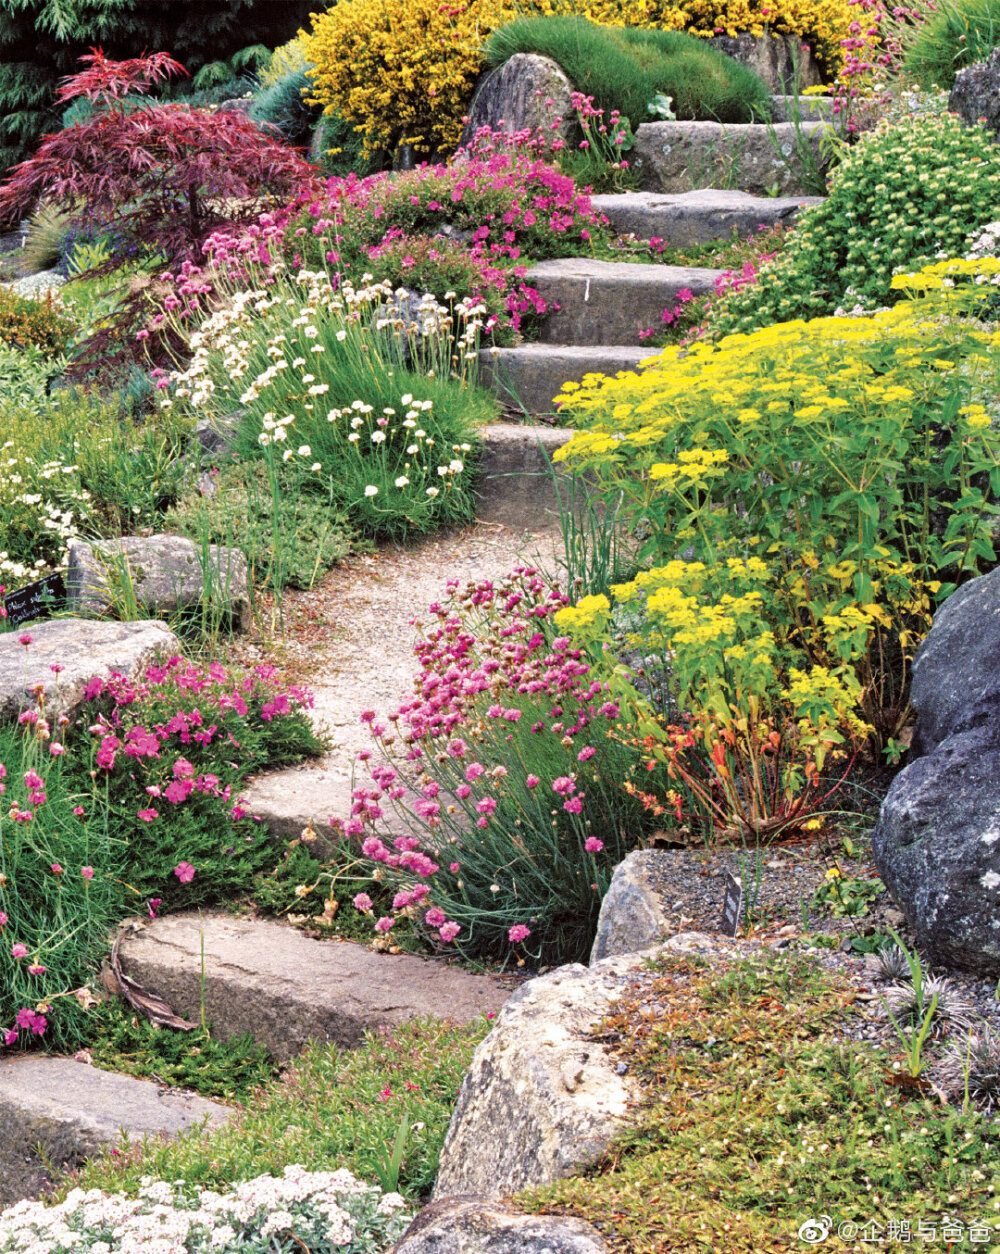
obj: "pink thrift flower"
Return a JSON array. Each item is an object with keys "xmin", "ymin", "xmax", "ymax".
[
  {"xmin": 72, "ymin": 805, "xmax": 85, "ymax": 817},
  {"xmin": 3, "ymin": 1029, "xmax": 16, "ymax": 1047},
  {"xmin": 374, "ymin": 916, "xmax": 395, "ymax": 933},
  {"xmin": 137, "ymin": 807, "xmax": 159, "ymax": 823},
  {"xmin": 0, "ymin": 912, "xmax": 5, "ymax": 928},
  {"xmin": 18, "ymin": 634, "xmax": 33, "ymax": 646},
  {"xmin": 148, "ymin": 897, "xmax": 162, "ymax": 919},
  {"xmin": 450, "ymin": 862, "xmax": 460, "ymax": 873},
  {"xmin": 353, "ymin": 893, "xmax": 373, "ymax": 911},
  {"xmin": 563, "ymin": 796, "xmax": 583, "ymax": 814},
  {"xmin": 27, "ymin": 964, "xmax": 46, "ymax": 976},
  {"xmin": 508, "ymin": 924, "xmax": 531, "ymax": 943},
  {"xmin": 552, "ymin": 776, "xmax": 576, "ymax": 796},
  {"xmin": 465, "ymin": 762, "xmax": 485, "ymax": 781},
  {"xmin": 424, "ymin": 906, "xmax": 447, "ymax": 928},
  {"xmin": 455, "ymin": 783, "xmax": 472, "ymax": 799},
  {"xmin": 526, "ymin": 774, "xmax": 540, "ymax": 789},
  {"xmin": 49, "ymin": 743, "xmax": 65, "ymax": 757},
  {"xmin": 174, "ymin": 861, "xmax": 195, "ymax": 884},
  {"xmin": 438, "ymin": 921, "xmax": 461, "ymax": 943},
  {"xmin": 81, "ymin": 866, "xmax": 94, "ymax": 881},
  {"xmin": 577, "ymin": 745, "xmax": 596, "ymax": 762},
  {"xmin": 11, "ymin": 944, "xmax": 26, "ymax": 960},
  {"xmin": 584, "ymin": 836, "xmax": 604, "ymax": 852},
  {"xmin": 50, "ymin": 863, "xmax": 62, "ymax": 875}
]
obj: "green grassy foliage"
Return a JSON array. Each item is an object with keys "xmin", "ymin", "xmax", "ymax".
[
  {"xmin": 905, "ymin": 0, "xmax": 1000, "ymax": 88},
  {"xmin": 65, "ymin": 1017, "xmax": 490, "ymax": 1199},
  {"xmin": 485, "ymin": 17, "xmax": 772, "ymax": 126}
]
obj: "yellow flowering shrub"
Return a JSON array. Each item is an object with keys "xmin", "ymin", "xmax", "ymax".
[
  {"xmin": 548, "ymin": 261, "xmax": 1000, "ymax": 839},
  {"xmin": 259, "ymin": 33, "xmax": 311, "ymax": 88}
]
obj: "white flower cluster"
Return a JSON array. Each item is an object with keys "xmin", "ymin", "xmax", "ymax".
[
  {"xmin": 0, "ymin": 1165, "xmax": 411, "ymax": 1254},
  {"xmin": 0, "ymin": 443, "xmax": 91, "ymax": 586},
  {"xmin": 966, "ymin": 222, "xmax": 1000, "ymax": 263}
]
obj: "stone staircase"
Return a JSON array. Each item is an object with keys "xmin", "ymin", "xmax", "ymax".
[{"xmin": 482, "ymin": 187, "xmax": 821, "ymax": 419}]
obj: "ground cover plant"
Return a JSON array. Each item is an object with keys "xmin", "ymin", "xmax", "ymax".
[
  {"xmin": 0, "ymin": 649, "xmax": 323, "ymax": 1053},
  {"xmin": 522, "ymin": 952, "xmax": 1000, "ymax": 1251},
  {"xmin": 66, "ymin": 1017, "xmax": 490, "ymax": 1199},
  {"xmin": 551, "ymin": 262, "xmax": 1000, "ymax": 841},
  {"xmin": 708, "ymin": 113, "xmax": 1000, "ymax": 334},
  {"xmin": 0, "ymin": 1166, "xmax": 413, "ymax": 1254},
  {"xmin": 486, "ymin": 18, "xmax": 773, "ymax": 126}
]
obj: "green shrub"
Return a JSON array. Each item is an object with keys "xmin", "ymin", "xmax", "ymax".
[
  {"xmin": 0, "ymin": 342, "xmax": 66, "ymax": 408},
  {"xmin": 249, "ymin": 67, "xmax": 321, "ymax": 147},
  {"xmin": 309, "ymin": 109, "xmax": 387, "ymax": 178},
  {"xmin": 708, "ymin": 113, "xmax": 1000, "ymax": 335},
  {"xmin": 905, "ymin": 0, "xmax": 1000, "ymax": 87},
  {"xmin": 0, "ymin": 284, "xmax": 76, "ymax": 353},
  {"xmin": 168, "ymin": 463, "xmax": 357, "ymax": 591},
  {"xmin": 485, "ymin": 17, "xmax": 772, "ymax": 125}
]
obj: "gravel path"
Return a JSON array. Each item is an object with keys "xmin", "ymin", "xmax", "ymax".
[{"xmin": 237, "ymin": 520, "xmax": 563, "ymax": 834}]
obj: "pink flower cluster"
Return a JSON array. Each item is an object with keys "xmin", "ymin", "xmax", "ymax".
[{"xmin": 333, "ymin": 568, "xmax": 621, "ymax": 954}]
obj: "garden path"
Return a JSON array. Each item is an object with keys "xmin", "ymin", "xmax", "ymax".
[{"xmin": 240, "ymin": 519, "xmax": 563, "ymax": 840}]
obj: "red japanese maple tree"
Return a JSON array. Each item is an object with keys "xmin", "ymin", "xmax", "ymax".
[{"xmin": 0, "ymin": 48, "xmax": 319, "ymax": 265}]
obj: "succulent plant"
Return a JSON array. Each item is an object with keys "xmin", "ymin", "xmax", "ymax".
[{"xmin": 873, "ymin": 943, "xmax": 913, "ymax": 983}]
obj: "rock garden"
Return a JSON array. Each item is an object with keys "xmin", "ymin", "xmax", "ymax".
[{"xmin": 5, "ymin": 0, "xmax": 1000, "ymax": 1249}]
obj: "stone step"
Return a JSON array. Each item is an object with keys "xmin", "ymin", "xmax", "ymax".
[
  {"xmin": 117, "ymin": 913, "xmax": 509, "ymax": 1063},
  {"xmin": 633, "ymin": 120, "xmax": 832, "ymax": 196},
  {"xmin": 526, "ymin": 257, "xmax": 720, "ymax": 346},
  {"xmin": 591, "ymin": 188, "xmax": 823, "ymax": 247},
  {"xmin": 481, "ymin": 343, "xmax": 655, "ymax": 418},
  {"xmin": 0, "ymin": 1056, "xmax": 230, "ymax": 1207}
]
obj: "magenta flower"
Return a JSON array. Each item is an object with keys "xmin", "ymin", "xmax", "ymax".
[
  {"xmin": 18, "ymin": 634, "xmax": 33, "ymax": 646},
  {"xmin": 438, "ymin": 921, "xmax": 461, "ymax": 943},
  {"xmin": 526, "ymin": 774, "xmax": 540, "ymax": 789},
  {"xmin": 508, "ymin": 924, "xmax": 531, "ymax": 943},
  {"xmin": 374, "ymin": 916, "xmax": 394, "ymax": 932},
  {"xmin": 353, "ymin": 893, "xmax": 374, "ymax": 911},
  {"xmin": 584, "ymin": 836, "xmax": 604, "ymax": 852},
  {"xmin": 137, "ymin": 807, "xmax": 159, "ymax": 823},
  {"xmin": 577, "ymin": 745, "xmax": 596, "ymax": 762},
  {"xmin": 11, "ymin": 943, "xmax": 27, "ymax": 958},
  {"xmin": 424, "ymin": 906, "xmax": 446, "ymax": 928},
  {"xmin": 148, "ymin": 897, "xmax": 162, "ymax": 919},
  {"xmin": 50, "ymin": 863, "xmax": 62, "ymax": 875},
  {"xmin": 552, "ymin": 776, "xmax": 575, "ymax": 796},
  {"xmin": 81, "ymin": 866, "xmax": 94, "ymax": 881},
  {"xmin": 3, "ymin": 1029, "xmax": 16, "ymax": 1047},
  {"xmin": 174, "ymin": 861, "xmax": 195, "ymax": 883},
  {"xmin": 0, "ymin": 912, "xmax": 6, "ymax": 928},
  {"xmin": 72, "ymin": 805, "xmax": 85, "ymax": 817},
  {"xmin": 27, "ymin": 964, "xmax": 46, "ymax": 976}
]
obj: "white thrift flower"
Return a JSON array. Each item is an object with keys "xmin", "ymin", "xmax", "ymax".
[{"xmin": 364, "ymin": 485, "xmax": 379, "ymax": 497}]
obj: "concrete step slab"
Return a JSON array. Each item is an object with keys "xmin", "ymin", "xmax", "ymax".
[
  {"xmin": 0, "ymin": 1056, "xmax": 229, "ymax": 1207},
  {"xmin": 480, "ymin": 343, "xmax": 656, "ymax": 417},
  {"xmin": 634, "ymin": 120, "xmax": 832, "ymax": 196},
  {"xmin": 117, "ymin": 913, "xmax": 509, "ymax": 1063},
  {"xmin": 591, "ymin": 189, "xmax": 823, "ymax": 247},
  {"xmin": 527, "ymin": 257, "xmax": 721, "ymax": 346}
]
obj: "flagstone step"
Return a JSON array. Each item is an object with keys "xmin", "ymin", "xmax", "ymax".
[
  {"xmin": 591, "ymin": 188, "xmax": 823, "ymax": 247},
  {"xmin": 0, "ymin": 1056, "xmax": 230, "ymax": 1207},
  {"xmin": 480, "ymin": 343, "xmax": 655, "ymax": 417},
  {"xmin": 116, "ymin": 913, "xmax": 509, "ymax": 1063},
  {"xmin": 633, "ymin": 120, "xmax": 832, "ymax": 196},
  {"xmin": 526, "ymin": 258, "xmax": 721, "ymax": 346}
]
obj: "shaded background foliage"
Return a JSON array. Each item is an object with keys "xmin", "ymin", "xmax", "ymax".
[{"xmin": 0, "ymin": 0, "xmax": 313, "ymax": 175}]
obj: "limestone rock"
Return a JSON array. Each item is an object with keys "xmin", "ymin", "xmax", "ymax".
[
  {"xmin": 908, "ymin": 564, "xmax": 1000, "ymax": 756},
  {"xmin": 0, "ymin": 618, "xmax": 179, "ymax": 725},
  {"xmin": 873, "ymin": 724, "xmax": 1000, "ymax": 975},
  {"xmin": 706, "ymin": 32, "xmax": 823, "ymax": 93},
  {"xmin": 590, "ymin": 188, "xmax": 822, "ymax": 246},
  {"xmin": 388, "ymin": 1197, "xmax": 608, "ymax": 1254},
  {"xmin": 118, "ymin": 912, "xmax": 508, "ymax": 1063},
  {"xmin": 462, "ymin": 55, "xmax": 575, "ymax": 148},
  {"xmin": 0, "ymin": 1057, "xmax": 229, "ymax": 1207},
  {"xmin": 66, "ymin": 534, "xmax": 250, "ymax": 631},
  {"xmin": 633, "ymin": 120, "xmax": 831, "ymax": 196},
  {"xmin": 590, "ymin": 849, "xmax": 672, "ymax": 963},
  {"xmin": 431, "ymin": 948, "xmax": 648, "ymax": 1199},
  {"xmin": 949, "ymin": 48, "xmax": 1000, "ymax": 136}
]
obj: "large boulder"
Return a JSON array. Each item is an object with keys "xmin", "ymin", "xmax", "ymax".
[
  {"xmin": 873, "ymin": 566, "xmax": 1000, "ymax": 974},
  {"xmin": 949, "ymin": 48, "xmax": 1000, "ymax": 136},
  {"xmin": 461, "ymin": 55, "xmax": 575, "ymax": 148},
  {"xmin": 0, "ymin": 618, "xmax": 179, "ymax": 724},
  {"xmin": 706, "ymin": 32, "xmax": 823, "ymax": 93},
  {"xmin": 387, "ymin": 1198, "xmax": 607, "ymax": 1254},
  {"xmin": 873, "ymin": 725, "xmax": 1000, "ymax": 975},
  {"xmin": 67, "ymin": 534, "xmax": 251, "ymax": 631},
  {"xmin": 432, "ymin": 933, "xmax": 722, "ymax": 1200},
  {"xmin": 908, "ymin": 564, "xmax": 1000, "ymax": 756}
]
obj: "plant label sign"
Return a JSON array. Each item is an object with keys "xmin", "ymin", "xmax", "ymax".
[
  {"xmin": 4, "ymin": 573, "xmax": 66, "ymax": 628},
  {"xmin": 721, "ymin": 869, "xmax": 744, "ymax": 937}
]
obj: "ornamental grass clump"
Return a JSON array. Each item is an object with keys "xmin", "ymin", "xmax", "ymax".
[
  {"xmin": 331, "ymin": 568, "xmax": 656, "ymax": 966},
  {"xmin": 707, "ymin": 113, "xmax": 1000, "ymax": 335},
  {"xmin": 551, "ymin": 262, "xmax": 1000, "ymax": 840},
  {"xmin": 0, "ymin": 1167, "xmax": 412, "ymax": 1254},
  {"xmin": 157, "ymin": 265, "xmax": 489, "ymax": 544}
]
